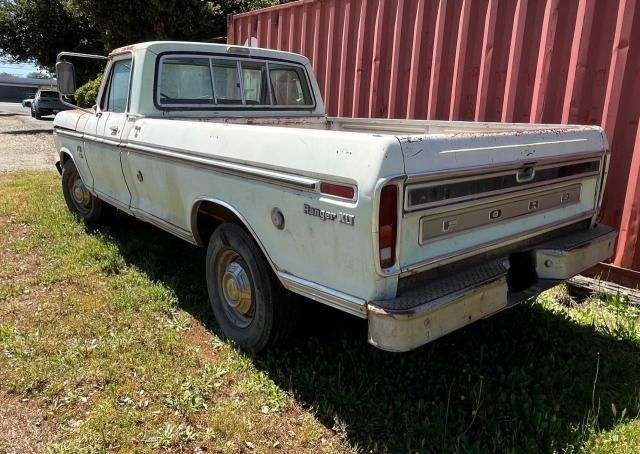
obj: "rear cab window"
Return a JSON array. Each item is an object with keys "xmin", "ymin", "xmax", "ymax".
[
  {"xmin": 159, "ymin": 57, "xmax": 214, "ymax": 105},
  {"xmin": 156, "ymin": 54, "xmax": 314, "ymax": 110}
]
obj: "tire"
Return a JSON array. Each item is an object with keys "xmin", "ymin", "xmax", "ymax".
[
  {"xmin": 30, "ymin": 107, "xmax": 35, "ymax": 118},
  {"xmin": 206, "ymin": 223, "xmax": 295, "ymax": 352},
  {"xmin": 61, "ymin": 159, "xmax": 103, "ymax": 223}
]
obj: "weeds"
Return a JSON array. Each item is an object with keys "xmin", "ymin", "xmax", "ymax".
[
  {"xmin": 144, "ymin": 423, "xmax": 197, "ymax": 449},
  {"xmin": 0, "ymin": 324, "xmax": 14, "ymax": 344}
]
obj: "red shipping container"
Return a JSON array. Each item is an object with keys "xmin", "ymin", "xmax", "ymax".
[{"xmin": 229, "ymin": 0, "xmax": 640, "ymax": 274}]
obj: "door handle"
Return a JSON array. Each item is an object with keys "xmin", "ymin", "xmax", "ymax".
[{"xmin": 109, "ymin": 126, "xmax": 119, "ymax": 135}]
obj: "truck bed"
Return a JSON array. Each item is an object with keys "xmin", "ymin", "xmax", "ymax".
[
  {"xmin": 208, "ymin": 115, "xmax": 600, "ymax": 138},
  {"xmin": 238, "ymin": 115, "xmax": 606, "ymax": 277},
  {"xmin": 327, "ymin": 117, "xmax": 597, "ymax": 137}
]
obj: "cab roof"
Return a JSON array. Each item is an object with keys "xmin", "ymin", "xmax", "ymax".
[{"xmin": 109, "ymin": 41, "xmax": 311, "ymax": 66}]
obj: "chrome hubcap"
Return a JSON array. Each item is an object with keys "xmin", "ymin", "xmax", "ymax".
[
  {"xmin": 222, "ymin": 261, "xmax": 253, "ymax": 315},
  {"xmin": 217, "ymin": 250, "xmax": 255, "ymax": 328},
  {"xmin": 71, "ymin": 178, "xmax": 91, "ymax": 208}
]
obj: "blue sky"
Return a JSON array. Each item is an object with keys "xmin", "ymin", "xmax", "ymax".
[{"xmin": 0, "ymin": 59, "xmax": 44, "ymax": 77}]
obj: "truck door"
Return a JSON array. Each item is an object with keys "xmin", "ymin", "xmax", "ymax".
[{"xmin": 82, "ymin": 57, "xmax": 132, "ymax": 210}]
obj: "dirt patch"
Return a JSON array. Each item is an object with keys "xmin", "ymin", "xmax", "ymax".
[
  {"xmin": 0, "ymin": 216, "xmax": 58, "ymax": 321},
  {"xmin": 0, "ymin": 393, "xmax": 60, "ymax": 453},
  {"xmin": 0, "ymin": 218, "xmax": 39, "ymax": 282},
  {"xmin": 0, "ymin": 116, "xmax": 56, "ymax": 172},
  {"xmin": 183, "ymin": 323, "xmax": 221, "ymax": 362}
]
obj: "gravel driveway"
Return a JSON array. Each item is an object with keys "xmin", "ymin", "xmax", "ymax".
[{"xmin": 0, "ymin": 109, "xmax": 56, "ymax": 172}]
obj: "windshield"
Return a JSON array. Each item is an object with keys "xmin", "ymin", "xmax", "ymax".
[{"xmin": 40, "ymin": 91, "xmax": 58, "ymax": 98}]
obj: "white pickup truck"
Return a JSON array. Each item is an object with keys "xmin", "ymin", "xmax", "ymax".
[{"xmin": 53, "ymin": 41, "xmax": 616, "ymax": 352}]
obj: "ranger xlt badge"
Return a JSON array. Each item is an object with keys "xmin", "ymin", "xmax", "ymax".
[{"xmin": 304, "ymin": 204, "xmax": 355, "ymax": 226}]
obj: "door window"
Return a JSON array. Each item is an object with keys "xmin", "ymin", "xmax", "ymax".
[{"xmin": 101, "ymin": 59, "xmax": 132, "ymax": 113}]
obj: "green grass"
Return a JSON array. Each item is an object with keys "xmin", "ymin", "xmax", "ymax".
[
  {"xmin": 1, "ymin": 171, "xmax": 640, "ymax": 452},
  {"xmin": 587, "ymin": 420, "xmax": 640, "ymax": 453},
  {"xmin": 0, "ymin": 172, "xmax": 345, "ymax": 453}
]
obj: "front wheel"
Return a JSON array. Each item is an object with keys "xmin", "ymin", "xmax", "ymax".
[
  {"xmin": 206, "ymin": 223, "xmax": 294, "ymax": 352},
  {"xmin": 61, "ymin": 159, "xmax": 103, "ymax": 223}
]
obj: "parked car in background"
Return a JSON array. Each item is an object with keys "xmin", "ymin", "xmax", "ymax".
[
  {"xmin": 52, "ymin": 42, "xmax": 616, "ymax": 352},
  {"xmin": 31, "ymin": 88, "xmax": 71, "ymax": 119},
  {"xmin": 22, "ymin": 98, "xmax": 33, "ymax": 108}
]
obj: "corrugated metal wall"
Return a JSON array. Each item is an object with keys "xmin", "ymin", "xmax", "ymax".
[{"xmin": 228, "ymin": 0, "xmax": 640, "ymax": 271}]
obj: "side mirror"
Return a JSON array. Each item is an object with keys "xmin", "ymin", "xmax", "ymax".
[
  {"xmin": 23, "ymin": 100, "xmax": 32, "ymax": 107},
  {"xmin": 56, "ymin": 61, "xmax": 76, "ymax": 96}
]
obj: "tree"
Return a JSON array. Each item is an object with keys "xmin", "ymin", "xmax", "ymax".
[
  {"xmin": 0, "ymin": 0, "xmax": 102, "ymax": 73},
  {"xmin": 0, "ymin": 0, "xmax": 291, "ymax": 77},
  {"xmin": 64, "ymin": 0, "xmax": 230, "ymax": 50},
  {"xmin": 235, "ymin": 0, "xmax": 294, "ymax": 9}
]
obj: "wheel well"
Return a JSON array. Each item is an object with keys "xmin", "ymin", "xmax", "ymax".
[
  {"xmin": 192, "ymin": 200, "xmax": 283, "ymax": 287},
  {"xmin": 192, "ymin": 200, "xmax": 244, "ymax": 246},
  {"xmin": 57, "ymin": 151, "xmax": 72, "ymax": 174}
]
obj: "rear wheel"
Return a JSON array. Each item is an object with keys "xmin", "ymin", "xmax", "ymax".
[
  {"xmin": 61, "ymin": 159, "xmax": 103, "ymax": 223},
  {"xmin": 206, "ymin": 223, "xmax": 294, "ymax": 352}
]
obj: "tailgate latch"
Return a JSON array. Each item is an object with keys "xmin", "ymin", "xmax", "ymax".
[{"xmin": 516, "ymin": 166, "xmax": 536, "ymax": 183}]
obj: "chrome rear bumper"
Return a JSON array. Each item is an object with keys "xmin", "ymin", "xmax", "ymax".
[{"xmin": 367, "ymin": 224, "xmax": 617, "ymax": 352}]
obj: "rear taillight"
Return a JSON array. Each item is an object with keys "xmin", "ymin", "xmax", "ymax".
[{"xmin": 378, "ymin": 185, "xmax": 398, "ymax": 269}]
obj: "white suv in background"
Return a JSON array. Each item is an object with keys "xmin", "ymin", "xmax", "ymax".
[{"xmin": 31, "ymin": 88, "xmax": 70, "ymax": 119}]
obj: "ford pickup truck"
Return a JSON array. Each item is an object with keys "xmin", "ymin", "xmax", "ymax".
[{"xmin": 52, "ymin": 41, "xmax": 616, "ymax": 352}]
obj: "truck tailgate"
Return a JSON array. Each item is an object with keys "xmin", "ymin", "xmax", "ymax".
[{"xmin": 397, "ymin": 126, "xmax": 607, "ymax": 274}]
